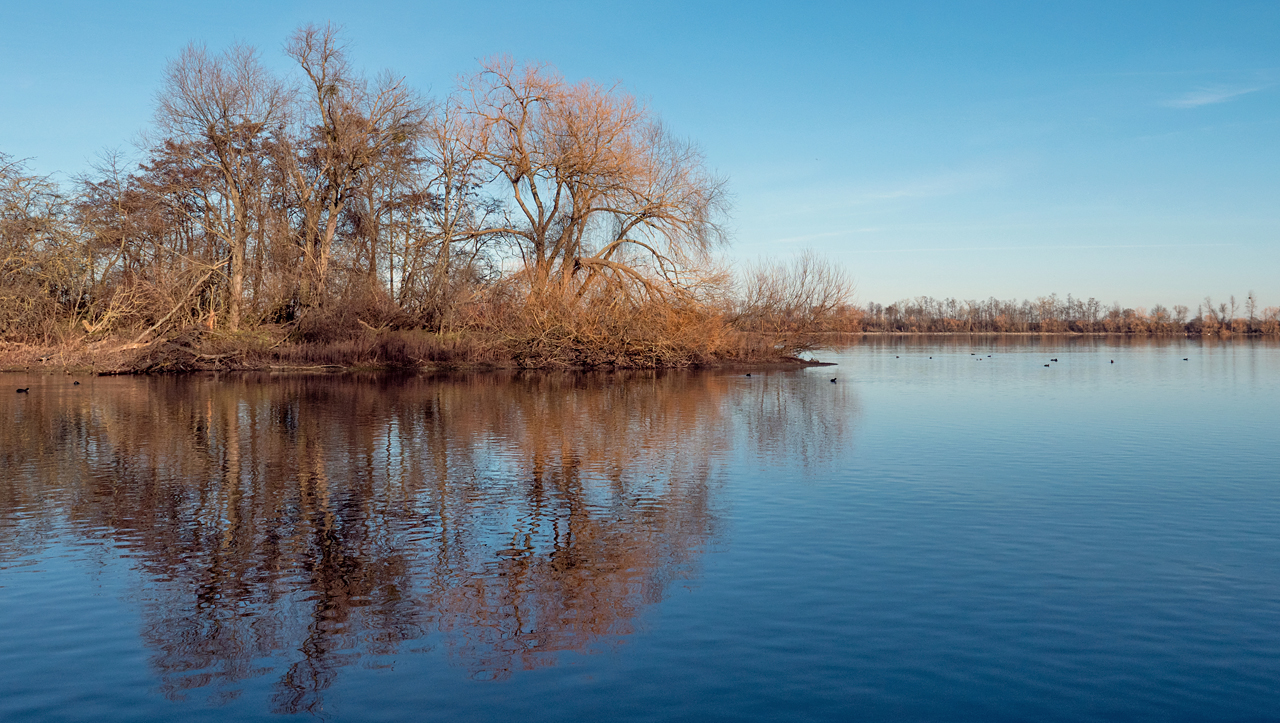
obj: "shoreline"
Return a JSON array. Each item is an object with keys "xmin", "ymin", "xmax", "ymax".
[
  {"xmin": 0, "ymin": 340, "xmax": 832, "ymax": 376},
  {"xmin": 0, "ymin": 360, "xmax": 834, "ymax": 376},
  {"xmin": 819, "ymin": 330, "xmax": 1273, "ymax": 337},
  {"xmin": 3, "ymin": 330, "xmax": 1268, "ymax": 376}
]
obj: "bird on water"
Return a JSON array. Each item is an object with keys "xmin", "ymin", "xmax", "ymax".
[
  {"xmin": 830, "ymin": 378, "xmax": 837, "ymax": 383},
  {"xmin": 72, "ymin": 381, "xmax": 79, "ymax": 385},
  {"xmin": 16, "ymin": 388, "xmax": 30, "ymax": 393}
]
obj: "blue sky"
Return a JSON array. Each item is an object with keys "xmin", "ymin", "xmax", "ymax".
[{"xmin": 3, "ymin": 1, "xmax": 1277, "ymax": 309}]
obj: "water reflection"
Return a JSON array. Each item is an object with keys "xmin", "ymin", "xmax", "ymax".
[{"xmin": 0, "ymin": 369, "xmax": 855, "ymax": 712}]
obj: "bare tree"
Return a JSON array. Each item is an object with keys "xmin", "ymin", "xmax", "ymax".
[
  {"xmin": 279, "ymin": 23, "xmax": 427, "ymax": 308},
  {"xmin": 458, "ymin": 57, "xmax": 729, "ymax": 302},
  {"xmin": 1201, "ymin": 296, "xmax": 1220, "ymax": 328},
  {"xmin": 154, "ymin": 42, "xmax": 289, "ymax": 330},
  {"xmin": 406, "ymin": 98, "xmax": 501, "ymax": 328},
  {"xmin": 0, "ymin": 153, "xmax": 81, "ymax": 340},
  {"xmin": 736, "ymin": 250, "xmax": 853, "ymax": 352}
]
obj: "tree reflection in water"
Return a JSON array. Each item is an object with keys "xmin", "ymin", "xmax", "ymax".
[{"xmin": 0, "ymin": 370, "xmax": 855, "ymax": 713}]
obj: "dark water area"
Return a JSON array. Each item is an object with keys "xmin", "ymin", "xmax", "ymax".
[{"xmin": 2, "ymin": 337, "xmax": 1278, "ymax": 721}]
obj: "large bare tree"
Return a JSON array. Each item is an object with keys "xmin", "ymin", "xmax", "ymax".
[
  {"xmin": 154, "ymin": 42, "xmax": 289, "ymax": 330},
  {"xmin": 459, "ymin": 57, "xmax": 728, "ymax": 301},
  {"xmin": 278, "ymin": 23, "xmax": 427, "ymax": 308}
]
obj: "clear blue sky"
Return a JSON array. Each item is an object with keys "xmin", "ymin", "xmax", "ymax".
[{"xmin": 4, "ymin": 0, "xmax": 1277, "ymax": 310}]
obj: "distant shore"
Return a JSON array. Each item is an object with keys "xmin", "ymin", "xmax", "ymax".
[{"xmin": 829, "ymin": 330, "xmax": 1278, "ymax": 337}]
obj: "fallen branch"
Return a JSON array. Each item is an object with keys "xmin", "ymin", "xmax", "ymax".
[
  {"xmin": 175, "ymin": 344, "xmax": 243, "ymax": 361},
  {"xmin": 128, "ymin": 260, "xmax": 229, "ymax": 346}
]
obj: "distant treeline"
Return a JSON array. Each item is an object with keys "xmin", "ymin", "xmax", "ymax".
[{"xmin": 845, "ymin": 294, "xmax": 1280, "ymax": 335}]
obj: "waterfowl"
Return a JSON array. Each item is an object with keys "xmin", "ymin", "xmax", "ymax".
[
  {"xmin": 1044, "ymin": 364, "xmax": 1049, "ymax": 367},
  {"xmin": 72, "ymin": 381, "xmax": 80, "ymax": 385},
  {"xmin": 745, "ymin": 373, "xmax": 751, "ymax": 377},
  {"xmin": 830, "ymin": 378, "xmax": 837, "ymax": 383},
  {"xmin": 16, "ymin": 388, "xmax": 29, "ymax": 393}
]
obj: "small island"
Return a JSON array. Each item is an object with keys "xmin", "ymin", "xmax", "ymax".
[{"xmin": 0, "ymin": 27, "xmax": 857, "ymax": 373}]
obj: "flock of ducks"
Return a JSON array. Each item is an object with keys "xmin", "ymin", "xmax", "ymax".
[
  {"xmin": 731, "ymin": 352, "xmax": 1196, "ymax": 386},
  {"xmin": 879, "ymin": 353, "xmax": 1194, "ymax": 368},
  {"xmin": 14, "ymin": 381, "xmax": 78, "ymax": 393}
]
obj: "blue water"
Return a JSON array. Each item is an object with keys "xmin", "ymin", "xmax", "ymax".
[{"xmin": 2, "ymin": 337, "xmax": 1278, "ymax": 721}]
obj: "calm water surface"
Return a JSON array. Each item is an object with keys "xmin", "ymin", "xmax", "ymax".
[{"xmin": 2, "ymin": 337, "xmax": 1278, "ymax": 721}]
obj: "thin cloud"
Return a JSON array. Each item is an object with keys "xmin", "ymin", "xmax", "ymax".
[
  {"xmin": 769, "ymin": 229, "xmax": 879, "ymax": 244},
  {"xmin": 848, "ymin": 243, "xmax": 1234, "ymax": 254},
  {"xmin": 1164, "ymin": 85, "xmax": 1265, "ymax": 108},
  {"xmin": 863, "ymin": 169, "xmax": 1002, "ymax": 201},
  {"xmin": 758, "ymin": 167, "xmax": 1007, "ymax": 220}
]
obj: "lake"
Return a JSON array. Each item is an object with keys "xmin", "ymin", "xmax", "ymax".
[{"xmin": 2, "ymin": 336, "xmax": 1278, "ymax": 721}]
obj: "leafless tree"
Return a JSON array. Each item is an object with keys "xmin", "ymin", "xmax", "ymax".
[
  {"xmin": 0, "ymin": 152, "xmax": 83, "ymax": 340},
  {"xmin": 278, "ymin": 23, "xmax": 427, "ymax": 308},
  {"xmin": 736, "ymin": 250, "xmax": 854, "ymax": 351},
  {"xmin": 405, "ymin": 98, "xmax": 501, "ymax": 328},
  {"xmin": 154, "ymin": 42, "xmax": 289, "ymax": 330},
  {"xmin": 458, "ymin": 57, "xmax": 729, "ymax": 302}
]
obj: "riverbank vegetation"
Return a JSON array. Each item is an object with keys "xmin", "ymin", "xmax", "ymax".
[{"xmin": 1, "ymin": 25, "xmax": 855, "ymax": 371}]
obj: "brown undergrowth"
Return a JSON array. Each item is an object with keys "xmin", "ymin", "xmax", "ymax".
[{"xmin": 0, "ymin": 299, "xmax": 814, "ymax": 374}]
